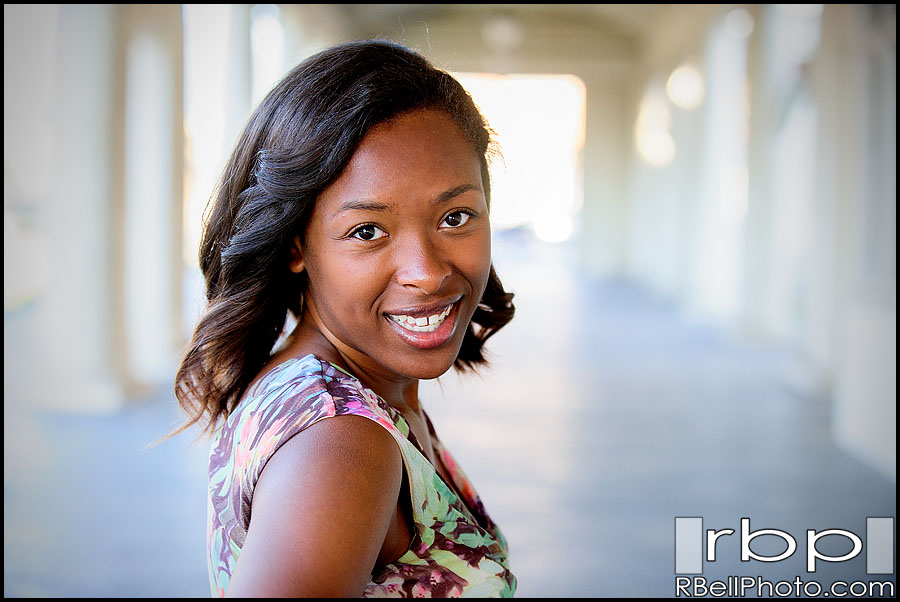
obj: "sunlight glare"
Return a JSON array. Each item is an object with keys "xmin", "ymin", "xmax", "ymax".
[
  {"xmin": 635, "ymin": 91, "xmax": 677, "ymax": 167},
  {"xmin": 667, "ymin": 64, "xmax": 705, "ymax": 110},
  {"xmin": 454, "ymin": 73, "xmax": 586, "ymax": 243}
]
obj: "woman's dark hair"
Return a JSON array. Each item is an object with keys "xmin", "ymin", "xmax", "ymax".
[{"xmin": 173, "ymin": 40, "xmax": 515, "ymax": 439}]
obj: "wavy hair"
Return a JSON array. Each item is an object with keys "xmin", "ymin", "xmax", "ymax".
[{"xmin": 173, "ymin": 40, "xmax": 515, "ymax": 439}]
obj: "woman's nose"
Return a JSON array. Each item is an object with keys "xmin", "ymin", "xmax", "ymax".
[{"xmin": 393, "ymin": 235, "xmax": 451, "ymax": 294}]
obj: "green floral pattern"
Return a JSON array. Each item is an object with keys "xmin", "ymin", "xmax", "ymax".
[{"xmin": 207, "ymin": 354, "xmax": 516, "ymax": 597}]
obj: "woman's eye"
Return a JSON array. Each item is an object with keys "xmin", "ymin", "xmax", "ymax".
[
  {"xmin": 350, "ymin": 224, "xmax": 387, "ymax": 241},
  {"xmin": 442, "ymin": 211, "xmax": 472, "ymax": 228}
]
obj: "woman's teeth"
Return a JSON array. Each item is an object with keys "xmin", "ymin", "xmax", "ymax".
[{"xmin": 388, "ymin": 304, "xmax": 453, "ymax": 333}]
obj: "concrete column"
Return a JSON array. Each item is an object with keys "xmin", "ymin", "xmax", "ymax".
[
  {"xmin": 742, "ymin": 5, "xmax": 836, "ymax": 396},
  {"xmin": 4, "ymin": 5, "xmax": 123, "ymax": 412},
  {"xmin": 820, "ymin": 4, "xmax": 897, "ymax": 482},
  {"xmin": 226, "ymin": 5, "xmax": 252, "ymax": 145},
  {"xmin": 740, "ymin": 5, "xmax": 778, "ymax": 341},
  {"xmin": 118, "ymin": 4, "xmax": 184, "ymax": 392},
  {"xmin": 579, "ymin": 74, "xmax": 628, "ymax": 278}
]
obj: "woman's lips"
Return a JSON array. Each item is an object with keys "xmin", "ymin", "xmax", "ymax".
[
  {"xmin": 384, "ymin": 300, "xmax": 461, "ymax": 349},
  {"xmin": 387, "ymin": 302, "xmax": 454, "ymax": 333}
]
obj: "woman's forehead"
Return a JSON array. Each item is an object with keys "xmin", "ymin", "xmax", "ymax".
[
  {"xmin": 317, "ymin": 110, "xmax": 483, "ymax": 205},
  {"xmin": 356, "ymin": 109, "xmax": 472, "ymax": 158}
]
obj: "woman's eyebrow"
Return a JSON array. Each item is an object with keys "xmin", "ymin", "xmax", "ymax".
[
  {"xmin": 332, "ymin": 199, "xmax": 392, "ymax": 217},
  {"xmin": 333, "ymin": 184, "xmax": 480, "ymax": 218},
  {"xmin": 431, "ymin": 184, "xmax": 479, "ymax": 205}
]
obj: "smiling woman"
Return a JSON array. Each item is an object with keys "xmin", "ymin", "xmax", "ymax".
[{"xmin": 171, "ymin": 40, "xmax": 516, "ymax": 597}]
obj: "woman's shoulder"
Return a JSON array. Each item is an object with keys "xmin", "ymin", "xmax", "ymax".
[
  {"xmin": 210, "ymin": 354, "xmax": 400, "ymax": 472},
  {"xmin": 230, "ymin": 354, "xmax": 338, "ymax": 432},
  {"xmin": 207, "ymin": 354, "xmax": 407, "ymax": 597}
]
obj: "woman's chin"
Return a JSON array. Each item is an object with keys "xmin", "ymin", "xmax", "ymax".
[{"xmin": 395, "ymin": 350, "xmax": 460, "ymax": 381}]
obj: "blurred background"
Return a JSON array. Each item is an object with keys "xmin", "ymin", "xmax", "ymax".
[{"xmin": 4, "ymin": 3, "xmax": 896, "ymax": 597}]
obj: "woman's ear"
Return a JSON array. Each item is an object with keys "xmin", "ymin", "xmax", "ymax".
[{"xmin": 289, "ymin": 235, "xmax": 305, "ymax": 273}]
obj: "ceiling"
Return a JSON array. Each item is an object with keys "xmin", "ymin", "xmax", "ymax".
[{"xmin": 338, "ymin": 3, "xmax": 676, "ymax": 45}]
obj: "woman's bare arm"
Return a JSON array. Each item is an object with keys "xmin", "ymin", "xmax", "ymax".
[{"xmin": 226, "ymin": 415, "xmax": 404, "ymax": 597}]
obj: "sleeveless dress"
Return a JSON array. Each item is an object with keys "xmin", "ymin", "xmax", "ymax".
[{"xmin": 206, "ymin": 354, "xmax": 517, "ymax": 597}]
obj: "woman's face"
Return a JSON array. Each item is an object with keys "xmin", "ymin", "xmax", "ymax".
[{"xmin": 294, "ymin": 108, "xmax": 492, "ymax": 383}]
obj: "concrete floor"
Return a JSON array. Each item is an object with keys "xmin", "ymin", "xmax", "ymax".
[{"xmin": 4, "ymin": 231, "xmax": 895, "ymax": 597}]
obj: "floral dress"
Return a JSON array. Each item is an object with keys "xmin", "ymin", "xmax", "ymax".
[{"xmin": 206, "ymin": 354, "xmax": 516, "ymax": 597}]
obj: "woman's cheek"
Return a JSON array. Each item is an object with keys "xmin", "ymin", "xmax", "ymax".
[{"xmin": 466, "ymin": 229, "xmax": 493, "ymax": 289}]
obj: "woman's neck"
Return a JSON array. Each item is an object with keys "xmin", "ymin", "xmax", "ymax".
[{"xmin": 284, "ymin": 318, "xmax": 423, "ymax": 414}]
